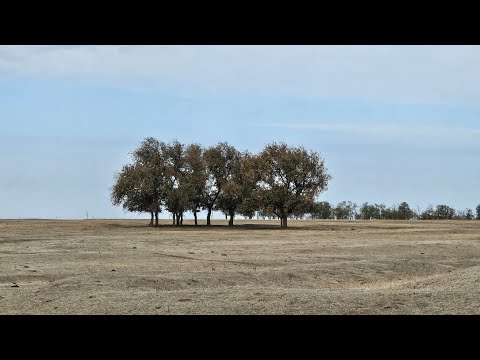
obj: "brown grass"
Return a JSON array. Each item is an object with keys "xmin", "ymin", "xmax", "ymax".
[{"xmin": 1, "ymin": 219, "xmax": 480, "ymax": 314}]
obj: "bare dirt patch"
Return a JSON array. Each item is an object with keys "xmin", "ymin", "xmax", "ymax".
[{"xmin": 1, "ymin": 219, "xmax": 480, "ymax": 314}]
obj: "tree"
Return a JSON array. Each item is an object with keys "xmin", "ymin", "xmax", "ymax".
[
  {"xmin": 111, "ymin": 138, "xmax": 165, "ymax": 226},
  {"xmin": 465, "ymin": 209, "xmax": 473, "ymax": 220},
  {"xmin": 454, "ymin": 209, "xmax": 473, "ymax": 220},
  {"xmin": 213, "ymin": 147, "xmax": 242, "ymax": 226},
  {"xmin": 397, "ymin": 202, "xmax": 414, "ymax": 220},
  {"xmin": 111, "ymin": 163, "xmax": 157, "ymax": 225},
  {"xmin": 435, "ymin": 204, "xmax": 455, "ymax": 220},
  {"xmin": 256, "ymin": 142, "xmax": 331, "ymax": 228},
  {"xmin": 183, "ymin": 143, "xmax": 207, "ymax": 226},
  {"xmin": 358, "ymin": 202, "xmax": 385, "ymax": 220},
  {"xmin": 373, "ymin": 204, "xmax": 385, "ymax": 219},
  {"xmin": 476, "ymin": 205, "xmax": 480, "ymax": 220},
  {"xmin": 202, "ymin": 142, "xmax": 242, "ymax": 226},
  {"xmin": 216, "ymin": 152, "xmax": 261, "ymax": 225},
  {"xmin": 310, "ymin": 201, "xmax": 333, "ymax": 219},
  {"xmin": 454, "ymin": 210, "xmax": 465, "ymax": 220},
  {"xmin": 237, "ymin": 154, "xmax": 263, "ymax": 220},
  {"xmin": 359, "ymin": 202, "xmax": 376, "ymax": 220},
  {"xmin": 334, "ymin": 201, "xmax": 357, "ymax": 220},
  {"xmin": 420, "ymin": 204, "xmax": 435, "ymax": 220},
  {"xmin": 385, "ymin": 205, "xmax": 398, "ymax": 220},
  {"xmin": 162, "ymin": 140, "xmax": 190, "ymax": 226}
]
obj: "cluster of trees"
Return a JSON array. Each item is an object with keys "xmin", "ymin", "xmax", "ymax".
[
  {"xmin": 309, "ymin": 201, "xmax": 480, "ymax": 221},
  {"xmin": 111, "ymin": 138, "xmax": 331, "ymax": 228}
]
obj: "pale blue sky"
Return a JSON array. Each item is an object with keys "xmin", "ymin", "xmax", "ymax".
[{"xmin": 0, "ymin": 45, "xmax": 479, "ymax": 219}]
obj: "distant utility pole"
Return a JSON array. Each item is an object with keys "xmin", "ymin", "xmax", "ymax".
[{"xmin": 86, "ymin": 211, "xmax": 89, "ymax": 220}]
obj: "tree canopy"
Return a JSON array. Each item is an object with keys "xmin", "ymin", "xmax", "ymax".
[
  {"xmin": 255, "ymin": 142, "xmax": 331, "ymax": 228},
  {"xmin": 111, "ymin": 139, "xmax": 331, "ymax": 228}
]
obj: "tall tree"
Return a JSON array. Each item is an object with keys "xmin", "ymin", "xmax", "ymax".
[
  {"xmin": 373, "ymin": 204, "xmax": 386, "ymax": 219},
  {"xmin": 465, "ymin": 209, "xmax": 473, "ymax": 220},
  {"xmin": 476, "ymin": 205, "xmax": 480, "ymax": 220},
  {"xmin": 111, "ymin": 163, "xmax": 158, "ymax": 225},
  {"xmin": 397, "ymin": 202, "xmax": 414, "ymax": 220},
  {"xmin": 420, "ymin": 204, "xmax": 435, "ymax": 220},
  {"xmin": 162, "ymin": 140, "xmax": 190, "ymax": 226},
  {"xmin": 359, "ymin": 202, "xmax": 371, "ymax": 220},
  {"xmin": 310, "ymin": 201, "xmax": 333, "ymax": 219},
  {"xmin": 359, "ymin": 202, "xmax": 383, "ymax": 220},
  {"xmin": 216, "ymin": 152, "xmax": 261, "ymax": 225},
  {"xmin": 383, "ymin": 204, "xmax": 399, "ymax": 220},
  {"xmin": 202, "ymin": 142, "xmax": 241, "ymax": 226},
  {"xmin": 256, "ymin": 142, "xmax": 331, "ymax": 228},
  {"xmin": 435, "ymin": 204, "xmax": 455, "ymax": 220},
  {"xmin": 454, "ymin": 209, "xmax": 473, "ymax": 220},
  {"xmin": 334, "ymin": 201, "xmax": 357, "ymax": 220},
  {"xmin": 184, "ymin": 144, "xmax": 207, "ymax": 226},
  {"xmin": 111, "ymin": 137, "xmax": 165, "ymax": 226},
  {"xmin": 237, "ymin": 154, "xmax": 263, "ymax": 220}
]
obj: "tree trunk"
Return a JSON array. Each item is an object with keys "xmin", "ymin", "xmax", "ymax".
[
  {"xmin": 229, "ymin": 210, "xmax": 234, "ymax": 226},
  {"xmin": 207, "ymin": 207, "xmax": 212, "ymax": 226},
  {"xmin": 180, "ymin": 213, "xmax": 183, "ymax": 226},
  {"xmin": 176, "ymin": 213, "xmax": 180, "ymax": 226},
  {"xmin": 172, "ymin": 213, "xmax": 176, "ymax": 226},
  {"xmin": 280, "ymin": 216, "xmax": 288, "ymax": 228},
  {"xmin": 194, "ymin": 211, "xmax": 198, "ymax": 226},
  {"xmin": 155, "ymin": 212, "xmax": 159, "ymax": 227},
  {"xmin": 149, "ymin": 211, "xmax": 154, "ymax": 226}
]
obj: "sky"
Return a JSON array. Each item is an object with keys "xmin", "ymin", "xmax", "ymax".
[{"xmin": 0, "ymin": 45, "xmax": 479, "ymax": 219}]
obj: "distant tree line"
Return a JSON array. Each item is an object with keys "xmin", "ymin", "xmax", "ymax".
[
  {"xmin": 111, "ymin": 138, "xmax": 331, "ymax": 228},
  {"xmin": 309, "ymin": 201, "xmax": 480, "ymax": 221}
]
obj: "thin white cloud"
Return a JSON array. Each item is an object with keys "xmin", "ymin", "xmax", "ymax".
[
  {"xmin": 254, "ymin": 122, "xmax": 480, "ymax": 144},
  {"xmin": 2, "ymin": 45, "xmax": 480, "ymax": 106}
]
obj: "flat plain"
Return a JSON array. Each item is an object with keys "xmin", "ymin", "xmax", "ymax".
[{"xmin": 1, "ymin": 219, "xmax": 480, "ymax": 314}]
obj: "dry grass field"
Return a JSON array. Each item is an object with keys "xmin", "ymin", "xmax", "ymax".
[{"xmin": 1, "ymin": 219, "xmax": 480, "ymax": 314}]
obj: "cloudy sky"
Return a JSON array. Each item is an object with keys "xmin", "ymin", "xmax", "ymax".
[{"xmin": 0, "ymin": 45, "xmax": 479, "ymax": 219}]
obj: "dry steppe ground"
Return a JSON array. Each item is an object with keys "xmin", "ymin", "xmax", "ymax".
[{"xmin": 1, "ymin": 219, "xmax": 480, "ymax": 314}]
